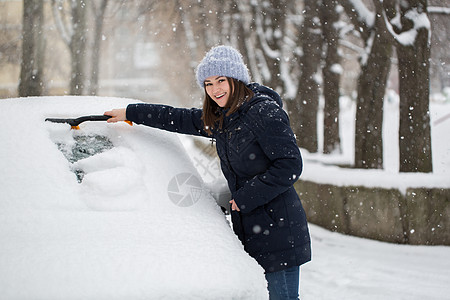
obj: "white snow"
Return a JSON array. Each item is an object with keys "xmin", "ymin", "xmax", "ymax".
[
  {"xmin": 301, "ymin": 225, "xmax": 450, "ymax": 300},
  {"xmin": 305, "ymin": 92, "xmax": 450, "ymax": 194},
  {"xmin": 384, "ymin": 8, "xmax": 431, "ymax": 46},
  {"xmin": 0, "ymin": 93, "xmax": 449, "ymax": 299},
  {"xmin": 348, "ymin": 0, "xmax": 375, "ymax": 28},
  {"xmin": 0, "ymin": 96, "xmax": 267, "ymax": 299}
]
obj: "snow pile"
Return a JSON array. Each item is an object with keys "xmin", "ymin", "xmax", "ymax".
[{"xmin": 0, "ymin": 96, "xmax": 268, "ymax": 299}]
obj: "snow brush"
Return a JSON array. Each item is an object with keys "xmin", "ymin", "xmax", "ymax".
[{"xmin": 45, "ymin": 115, "xmax": 132, "ymax": 130}]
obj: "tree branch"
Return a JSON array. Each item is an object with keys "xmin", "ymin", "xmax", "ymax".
[
  {"xmin": 51, "ymin": 0, "xmax": 72, "ymax": 45},
  {"xmin": 340, "ymin": 0, "xmax": 374, "ymax": 41}
]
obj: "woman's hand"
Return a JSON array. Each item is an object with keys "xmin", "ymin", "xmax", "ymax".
[
  {"xmin": 104, "ymin": 108, "xmax": 126, "ymax": 123},
  {"xmin": 229, "ymin": 199, "xmax": 240, "ymax": 211}
]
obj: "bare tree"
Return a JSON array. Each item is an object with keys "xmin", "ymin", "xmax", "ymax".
[
  {"xmin": 340, "ymin": 0, "xmax": 433, "ymax": 172},
  {"xmin": 88, "ymin": 0, "xmax": 109, "ymax": 95},
  {"xmin": 51, "ymin": 0, "xmax": 87, "ymax": 95},
  {"xmin": 341, "ymin": 0, "xmax": 395, "ymax": 169},
  {"xmin": 225, "ymin": 1, "xmax": 246, "ymax": 52},
  {"xmin": 321, "ymin": 0, "xmax": 341, "ymax": 154},
  {"xmin": 19, "ymin": 0, "xmax": 45, "ymax": 97},
  {"xmin": 251, "ymin": 0, "xmax": 288, "ymax": 91},
  {"xmin": 388, "ymin": 0, "xmax": 433, "ymax": 172},
  {"xmin": 236, "ymin": 0, "xmax": 264, "ymax": 84},
  {"xmin": 176, "ymin": 0, "xmax": 199, "ymax": 66},
  {"xmin": 428, "ymin": 3, "xmax": 450, "ymax": 93},
  {"xmin": 293, "ymin": 0, "xmax": 322, "ymax": 153}
]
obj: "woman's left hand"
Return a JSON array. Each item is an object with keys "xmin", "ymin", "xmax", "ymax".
[{"xmin": 229, "ymin": 199, "xmax": 240, "ymax": 211}]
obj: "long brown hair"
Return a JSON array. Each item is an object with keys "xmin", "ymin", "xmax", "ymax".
[{"xmin": 201, "ymin": 77, "xmax": 254, "ymax": 135}]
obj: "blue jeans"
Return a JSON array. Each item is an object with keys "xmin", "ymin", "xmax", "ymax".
[{"xmin": 265, "ymin": 266, "xmax": 300, "ymax": 300}]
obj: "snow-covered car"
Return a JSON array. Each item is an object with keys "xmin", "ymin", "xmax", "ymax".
[{"xmin": 0, "ymin": 96, "xmax": 268, "ymax": 299}]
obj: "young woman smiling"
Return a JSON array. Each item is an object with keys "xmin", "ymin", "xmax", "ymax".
[{"xmin": 105, "ymin": 45, "xmax": 311, "ymax": 300}]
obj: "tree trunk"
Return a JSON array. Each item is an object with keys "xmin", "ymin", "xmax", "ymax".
[
  {"xmin": 397, "ymin": 1, "xmax": 432, "ymax": 173},
  {"xmin": 69, "ymin": 0, "xmax": 87, "ymax": 95},
  {"xmin": 237, "ymin": 0, "xmax": 262, "ymax": 83},
  {"xmin": 89, "ymin": 0, "xmax": 108, "ymax": 96},
  {"xmin": 19, "ymin": 0, "xmax": 45, "ymax": 97},
  {"xmin": 321, "ymin": 0, "xmax": 341, "ymax": 154},
  {"xmin": 229, "ymin": 1, "xmax": 247, "ymax": 59},
  {"xmin": 353, "ymin": 4, "xmax": 393, "ymax": 169},
  {"xmin": 252, "ymin": 0, "xmax": 287, "ymax": 91},
  {"xmin": 294, "ymin": 0, "xmax": 322, "ymax": 153}
]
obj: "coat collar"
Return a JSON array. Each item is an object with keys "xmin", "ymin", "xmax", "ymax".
[
  {"xmin": 215, "ymin": 83, "xmax": 282, "ymax": 132},
  {"xmin": 219, "ymin": 83, "xmax": 282, "ymax": 119}
]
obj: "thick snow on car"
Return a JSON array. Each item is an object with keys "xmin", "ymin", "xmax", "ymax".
[{"xmin": 0, "ymin": 96, "xmax": 268, "ymax": 299}]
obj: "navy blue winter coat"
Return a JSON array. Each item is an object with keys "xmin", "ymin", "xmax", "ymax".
[{"xmin": 126, "ymin": 83, "xmax": 311, "ymax": 273}]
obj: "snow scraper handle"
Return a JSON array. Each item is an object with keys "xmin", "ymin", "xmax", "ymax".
[{"xmin": 45, "ymin": 115, "xmax": 132, "ymax": 130}]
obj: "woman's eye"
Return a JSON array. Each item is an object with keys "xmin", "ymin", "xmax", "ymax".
[{"xmin": 205, "ymin": 83, "xmax": 212, "ymax": 87}]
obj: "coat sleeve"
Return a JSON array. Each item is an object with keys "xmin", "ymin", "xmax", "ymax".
[
  {"xmin": 232, "ymin": 101, "xmax": 303, "ymax": 213},
  {"xmin": 126, "ymin": 103, "xmax": 210, "ymax": 137}
]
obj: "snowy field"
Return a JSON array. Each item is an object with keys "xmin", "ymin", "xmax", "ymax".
[
  {"xmin": 301, "ymin": 225, "xmax": 450, "ymax": 300},
  {"xmin": 0, "ymin": 94, "xmax": 449, "ymax": 299}
]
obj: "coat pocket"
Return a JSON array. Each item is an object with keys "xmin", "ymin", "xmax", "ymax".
[
  {"xmin": 242, "ymin": 206, "xmax": 277, "ymax": 238},
  {"xmin": 236, "ymin": 129, "xmax": 256, "ymax": 153}
]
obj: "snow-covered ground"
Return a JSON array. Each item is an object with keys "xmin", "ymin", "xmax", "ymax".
[{"xmin": 302, "ymin": 225, "xmax": 450, "ymax": 300}]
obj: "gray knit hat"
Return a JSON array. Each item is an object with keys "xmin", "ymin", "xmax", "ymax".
[{"xmin": 195, "ymin": 45, "xmax": 251, "ymax": 88}]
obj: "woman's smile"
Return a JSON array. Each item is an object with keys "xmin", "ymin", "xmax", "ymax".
[{"xmin": 215, "ymin": 92, "xmax": 226, "ymax": 98}]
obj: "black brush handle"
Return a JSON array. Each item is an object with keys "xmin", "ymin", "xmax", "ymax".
[
  {"xmin": 72, "ymin": 115, "xmax": 112, "ymax": 126},
  {"xmin": 45, "ymin": 115, "xmax": 112, "ymax": 126}
]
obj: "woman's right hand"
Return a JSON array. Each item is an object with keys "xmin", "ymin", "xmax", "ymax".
[
  {"xmin": 229, "ymin": 199, "xmax": 240, "ymax": 211},
  {"xmin": 104, "ymin": 108, "xmax": 126, "ymax": 123}
]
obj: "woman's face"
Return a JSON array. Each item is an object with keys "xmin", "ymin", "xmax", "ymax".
[{"xmin": 204, "ymin": 76, "xmax": 231, "ymax": 107}]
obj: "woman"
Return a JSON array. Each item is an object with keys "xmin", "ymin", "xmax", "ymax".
[{"xmin": 105, "ymin": 45, "xmax": 311, "ymax": 299}]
